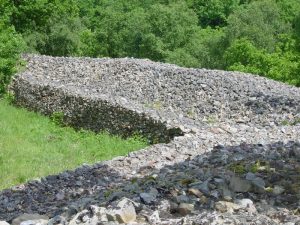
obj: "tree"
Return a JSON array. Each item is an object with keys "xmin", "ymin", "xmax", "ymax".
[
  {"xmin": 295, "ymin": 13, "xmax": 300, "ymax": 50},
  {"xmin": 276, "ymin": 0, "xmax": 300, "ymax": 24},
  {"xmin": 86, "ymin": 1, "xmax": 201, "ymax": 65},
  {"xmin": 224, "ymin": 38, "xmax": 300, "ymax": 86},
  {"xmin": 147, "ymin": 2, "xmax": 199, "ymax": 61},
  {"xmin": 42, "ymin": 18, "xmax": 84, "ymax": 56},
  {"xmin": 0, "ymin": 0, "xmax": 25, "ymax": 95},
  {"xmin": 225, "ymin": 0, "xmax": 289, "ymax": 52},
  {"xmin": 186, "ymin": 0, "xmax": 240, "ymax": 27},
  {"xmin": 169, "ymin": 27, "xmax": 225, "ymax": 68},
  {"xmin": 11, "ymin": 0, "xmax": 83, "ymax": 56}
]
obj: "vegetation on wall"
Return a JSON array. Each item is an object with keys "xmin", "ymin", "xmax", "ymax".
[{"xmin": 0, "ymin": 0, "xmax": 300, "ymax": 95}]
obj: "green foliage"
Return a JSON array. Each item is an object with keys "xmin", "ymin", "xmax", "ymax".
[
  {"xmin": 224, "ymin": 38, "xmax": 300, "ymax": 86},
  {"xmin": 91, "ymin": 5, "xmax": 152, "ymax": 58},
  {"xmin": 276, "ymin": 0, "xmax": 300, "ymax": 24},
  {"xmin": 3, "ymin": 91, "xmax": 16, "ymax": 104},
  {"xmin": 42, "ymin": 19, "xmax": 83, "ymax": 56},
  {"xmin": 0, "ymin": 99, "xmax": 148, "ymax": 189},
  {"xmin": 12, "ymin": 0, "xmax": 83, "ymax": 56},
  {"xmin": 295, "ymin": 13, "xmax": 300, "ymax": 50},
  {"xmin": 186, "ymin": 0, "xmax": 240, "ymax": 27},
  {"xmin": 147, "ymin": 2, "xmax": 199, "ymax": 61},
  {"xmin": 281, "ymin": 117, "xmax": 300, "ymax": 126},
  {"xmin": 0, "ymin": 24, "xmax": 25, "ymax": 95},
  {"xmin": 225, "ymin": 0, "xmax": 289, "ymax": 52},
  {"xmin": 183, "ymin": 27, "xmax": 226, "ymax": 68},
  {"xmin": 228, "ymin": 162, "xmax": 246, "ymax": 174},
  {"xmin": 50, "ymin": 111, "xmax": 65, "ymax": 126},
  {"xmin": 0, "ymin": 0, "xmax": 13, "ymax": 24},
  {"xmin": 84, "ymin": 1, "xmax": 200, "ymax": 63},
  {"xmin": 12, "ymin": 0, "xmax": 80, "ymax": 33}
]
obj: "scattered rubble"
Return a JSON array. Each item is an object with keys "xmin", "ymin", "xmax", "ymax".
[{"xmin": 1, "ymin": 55, "xmax": 299, "ymax": 224}]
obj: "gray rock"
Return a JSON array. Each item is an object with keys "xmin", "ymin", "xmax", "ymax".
[
  {"xmin": 107, "ymin": 198, "xmax": 136, "ymax": 224},
  {"xmin": 229, "ymin": 176, "xmax": 252, "ymax": 193},
  {"xmin": 214, "ymin": 178, "xmax": 225, "ymax": 185},
  {"xmin": 105, "ymin": 210, "xmax": 117, "ymax": 222},
  {"xmin": 47, "ymin": 216, "xmax": 66, "ymax": 225},
  {"xmin": 210, "ymin": 190, "xmax": 220, "ymax": 199},
  {"xmin": 68, "ymin": 210, "xmax": 90, "ymax": 225},
  {"xmin": 220, "ymin": 186, "xmax": 233, "ymax": 201},
  {"xmin": 245, "ymin": 172, "xmax": 257, "ymax": 181},
  {"xmin": 98, "ymin": 222, "xmax": 119, "ymax": 225},
  {"xmin": 140, "ymin": 192, "xmax": 156, "ymax": 205},
  {"xmin": 289, "ymin": 146, "xmax": 300, "ymax": 159},
  {"xmin": 55, "ymin": 192, "xmax": 65, "ymax": 201},
  {"xmin": 252, "ymin": 177, "xmax": 265, "ymax": 193},
  {"xmin": 157, "ymin": 200, "xmax": 171, "ymax": 213},
  {"xmin": 174, "ymin": 195, "xmax": 190, "ymax": 204},
  {"xmin": 2, "ymin": 54, "xmax": 300, "ymax": 225},
  {"xmin": 273, "ymin": 185, "xmax": 285, "ymax": 195},
  {"xmin": 190, "ymin": 180, "xmax": 210, "ymax": 195},
  {"xmin": 177, "ymin": 203, "xmax": 194, "ymax": 216}
]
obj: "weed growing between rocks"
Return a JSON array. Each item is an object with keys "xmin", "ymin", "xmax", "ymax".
[{"xmin": 281, "ymin": 117, "xmax": 300, "ymax": 126}]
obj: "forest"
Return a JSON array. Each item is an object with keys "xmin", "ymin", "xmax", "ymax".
[{"xmin": 1, "ymin": 0, "xmax": 300, "ymax": 95}]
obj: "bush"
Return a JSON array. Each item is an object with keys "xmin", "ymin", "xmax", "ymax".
[
  {"xmin": 0, "ymin": 25, "xmax": 25, "ymax": 96},
  {"xmin": 224, "ymin": 38, "xmax": 300, "ymax": 86}
]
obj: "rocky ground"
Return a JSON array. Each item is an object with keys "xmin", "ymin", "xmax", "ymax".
[{"xmin": 1, "ymin": 55, "xmax": 300, "ymax": 224}]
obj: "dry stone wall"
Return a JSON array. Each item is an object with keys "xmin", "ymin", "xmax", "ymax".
[
  {"xmin": 10, "ymin": 56, "xmax": 186, "ymax": 144},
  {"xmin": 2, "ymin": 54, "xmax": 300, "ymax": 224},
  {"xmin": 10, "ymin": 55, "xmax": 300, "ymax": 133}
]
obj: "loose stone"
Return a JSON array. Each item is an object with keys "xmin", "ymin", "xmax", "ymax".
[{"xmin": 177, "ymin": 203, "xmax": 194, "ymax": 216}]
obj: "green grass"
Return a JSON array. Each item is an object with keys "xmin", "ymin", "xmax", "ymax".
[{"xmin": 0, "ymin": 99, "xmax": 148, "ymax": 190}]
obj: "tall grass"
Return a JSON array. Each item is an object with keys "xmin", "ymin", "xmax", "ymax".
[{"xmin": 0, "ymin": 99, "xmax": 148, "ymax": 190}]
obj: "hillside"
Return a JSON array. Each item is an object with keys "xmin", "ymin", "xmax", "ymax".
[{"xmin": 0, "ymin": 55, "xmax": 299, "ymax": 224}]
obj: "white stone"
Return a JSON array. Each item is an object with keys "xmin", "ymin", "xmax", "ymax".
[
  {"xmin": 273, "ymin": 185, "xmax": 285, "ymax": 195},
  {"xmin": 0, "ymin": 221, "xmax": 10, "ymax": 225},
  {"xmin": 12, "ymin": 215, "xmax": 48, "ymax": 225},
  {"xmin": 235, "ymin": 198, "xmax": 257, "ymax": 213},
  {"xmin": 215, "ymin": 201, "xmax": 241, "ymax": 213}
]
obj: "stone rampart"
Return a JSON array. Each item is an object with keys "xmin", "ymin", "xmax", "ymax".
[
  {"xmin": 10, "ymin": 54, "xmax": 300, "ymax": 137},
  {"xmin": 3, "ymin": 54, "xmax": 300, "ymax": 224}
]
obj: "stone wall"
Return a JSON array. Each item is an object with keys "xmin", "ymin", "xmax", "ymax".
[
  {"xmin": 10, "ymin": 74, "xmax": 183, "ymax": 144},
  {"xmin": 3, "ymin": 54, "xmax": 300, "ymax": 224},
  {"xmin": 9, "ymin": 54, "xmax": 300, "ymax": 142},
  {"xmin": 11, "ymin": 55, "xmax": 300, "ymax": 129}
]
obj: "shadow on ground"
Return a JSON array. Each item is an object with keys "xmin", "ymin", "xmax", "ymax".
[{"xmin": 0, "ymin": 141, "xmax": 299, "ymax": 222}]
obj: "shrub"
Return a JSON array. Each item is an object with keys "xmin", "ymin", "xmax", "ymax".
[
  {"xmin": 0, "ymin": 25, "xmax": 25, "ymax": 96},
  {"xmin": 224, "ymin": 38, "xmax": 300, "ymax": 86}
]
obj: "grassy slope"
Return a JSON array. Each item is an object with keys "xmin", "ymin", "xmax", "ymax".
[{"xmin": 0, "ymin": 99, "xmax": 148, "ymax": 190}]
